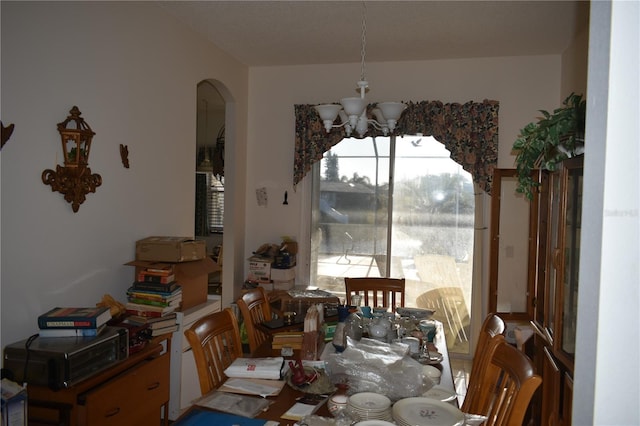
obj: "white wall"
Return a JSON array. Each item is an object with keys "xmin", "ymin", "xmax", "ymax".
[
  {"xmin": 0, "ymin": 2, "xmax": 248, "ymax": 347},
  {"xmin": 574, "ymin": 1, "xmax": 640, "ymax": 424},
  {"xmin": 245, "ymin": 55, "xmax": 562, "ymax": 283}
]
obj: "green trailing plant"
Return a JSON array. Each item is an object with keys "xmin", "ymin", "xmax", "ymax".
[{"xmin": 512, "ymin": 93, "xmax": 586, "ymax": 200}]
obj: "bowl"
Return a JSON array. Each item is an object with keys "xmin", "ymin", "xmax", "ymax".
[
  {"xmin": 423, "ymin": 364, "xmax": 442, "ymax": 384},
  {"xmin": 369, "ymin": 324, "xmax": 388, "ymax": 338},
  {"xmin": 327, "ymin": 394, "xmax": 349, "ymax": 416}
]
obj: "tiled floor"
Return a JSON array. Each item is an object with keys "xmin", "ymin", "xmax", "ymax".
[{"xmin": 450, "ymin": 357, "xmax": 473, "ymax": 407}]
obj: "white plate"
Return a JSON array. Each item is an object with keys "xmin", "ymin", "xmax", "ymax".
[
  {"xmin": 422, "ymin": 386, "xmax": 458, "ymax": 402},
  {"xmin": 348, "ymin": 392, "xmax": 392, "ymax": 411},
  {"xmin": 354, "ymin": 421, "xmax": 396, "ymax": 426},
  {"xmin": 396, "ymin": 307, "xmax": 435, "ymax": 319},
  {"xmin": 393, "ymin": 397, "xmax": 465, "ymax": 426}
]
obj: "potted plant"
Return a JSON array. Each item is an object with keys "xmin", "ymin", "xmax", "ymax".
[{"xmin": 512, "ymin": 93, "xmax": 586, "ymax": 199}]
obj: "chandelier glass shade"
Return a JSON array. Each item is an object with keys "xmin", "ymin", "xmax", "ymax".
[{"xmin": 314, "ymin": 3, "xmax": 406, "ymax": 137}]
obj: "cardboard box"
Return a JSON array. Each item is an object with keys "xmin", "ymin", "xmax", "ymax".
[
  {"xmin": 271, "ymin": 268, "xmax": 295, "ymax": 282},
  {"xmin": 1, "ymin": 379, "xmax": 27, "ymax": 426},
  {"xmin": 248, "ymin": 256, "xmax": 271, "ymax": 283},
  {"xmin": 127, "ymin": 258, "xmax": 219, "ymax": 310},
  {"xmin": 257, "ymin": 282, "xmax": 274, "ymax": 292},
  {"xmin": 135, "ymin": 237, "xmax": 206, "ymax": 262},
  {"xmin": 273, "ymin": 279, "xmax": 295, "ymax": 291}
]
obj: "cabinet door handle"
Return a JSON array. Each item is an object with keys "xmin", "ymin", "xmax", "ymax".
[
  {"xmin": 147, "ymin": 382, "xmax": 161, "ymax": 391},
  {"xmin": 105, "ymin": 407, "xmax": 120, "ymax": 418}
]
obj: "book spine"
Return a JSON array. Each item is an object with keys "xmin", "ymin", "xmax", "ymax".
[
  {"xmin": 38, "ymin": 318, "xmax": 97, "ymax": 329},
  {"xmin": 132, "ymin": 282, "xmax": 178, "ymax": 293},
  {"xmin": 127, "ymin": 289, "xmax": 181, "ymax": 301},
  {"xmin": 127, "ymin": 285, "xmax": 181, "ymax": 296},
  {"xmin": 38, "ymin": 326, "xmax": 104, "ymax": 337},
  {"xmin": 127, "ymin": 298, "xmax": 170, "ymax": 308},
  {"xmin": 144, "ymin": 266, "xmax": 174, "ymax": 274},
  {"xmin": 126, "ymin": 292, "xmax": 167, "ymax": 302},
  {"xmin": 125, "ymin": 309, "xmax": 163, "ymax": 318},
  {"xmin": 137, "ymin": 274, "xmax": 175, "ymax": 284}
]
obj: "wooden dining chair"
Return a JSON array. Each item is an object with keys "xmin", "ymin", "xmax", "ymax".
[
  {"xmin": 467, "ymin": 313, "xmax": 506, "ymax": 386},
  {"xmin": 344, "ymin": 277, "xmax": 405, "ymax": 312},
  {"xmin": 236, "ymin": 287, "xmax": 275, "ymax": 354},
  {"xmin": 462, "ymin": 335, "xmax": 542, "ymax": 426},
  {"xmin": 184, "ymin": 307, "xmax": 243, "ymax": 396}
]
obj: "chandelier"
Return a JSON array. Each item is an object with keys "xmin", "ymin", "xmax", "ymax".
[{"xmin": 315, "ymin": 2, "xmax": 406, "ymax": 138}]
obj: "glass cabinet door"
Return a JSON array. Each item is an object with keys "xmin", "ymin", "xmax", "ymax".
[
  {"xmin": 545, "ymin": 171, "xmax": 561, "ymax": 343},
  {"xmin": 558, "ymin": 157, "xmax": 583, "ymax": 359}
]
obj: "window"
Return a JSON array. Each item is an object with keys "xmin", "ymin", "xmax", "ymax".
[
  {"xmin": 195, "ymin": 171, "xmax": 224, "ymax": 235},
  {"xmin": 310, "ymin": 135, "xmax": 475, "ymax": 355}
]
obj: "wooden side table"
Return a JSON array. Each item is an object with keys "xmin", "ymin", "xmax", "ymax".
[{"xmin": 27, "ymin": 334, "xmax": 171, "ymax": 426}]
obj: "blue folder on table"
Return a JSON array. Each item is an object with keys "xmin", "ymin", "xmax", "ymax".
[{"xmin": 173, "ymin": 407, "xmax": 267, "ymax": 426}]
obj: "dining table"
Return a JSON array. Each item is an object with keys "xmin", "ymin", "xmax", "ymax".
[{"xmin": 172, "ymin": 319, "xmax": 456, "ymax": 426}]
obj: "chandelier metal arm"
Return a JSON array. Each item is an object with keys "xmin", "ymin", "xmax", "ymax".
[{"xmin": 313, "ymin": 2, "xmax": 406, "ymax": 138}]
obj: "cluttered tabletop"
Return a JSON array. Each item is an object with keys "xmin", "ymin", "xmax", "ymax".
[{"xmin": 172, "ymin": 303, "xmax": 469, "ymax": 426}]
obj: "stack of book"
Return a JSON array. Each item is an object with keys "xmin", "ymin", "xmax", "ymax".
[
  {"xmin": 125, "ymin": 264, "xmax": 182, "ymax": 319},
  {"xmin": 123, "ymin": 312, "xmax": 178, "ymax": 337},
  {"xmin": 37, "ymin": 306, "xmax": 112, "ymax": 338},
  {"xmin": 271, "ymin": 331, "xmax": 304, "ymax": 350}
]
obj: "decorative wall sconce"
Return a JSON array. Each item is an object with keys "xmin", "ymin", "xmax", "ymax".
[
  {"xmin": 1, "ymin": 121, "xmax": 15, "ymax": 150},
  {"xmin": 120, "ymin": 144, "xmax": 130, "ymax": 168},
  {"xmin": 42, "ymin": 106, "xmax": 102, "ymax": 212}
]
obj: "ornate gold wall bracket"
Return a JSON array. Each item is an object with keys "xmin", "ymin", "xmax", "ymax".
[{"xmin": 42, "ymin": 106, "xmax": 102, "ymax": 212}]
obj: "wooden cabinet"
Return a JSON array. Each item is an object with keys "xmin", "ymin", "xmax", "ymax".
[
  {"xmin": 27, "ymin": 335, "xmax": 170, "ymax": 426},
  {"xmin": 530, "ymin": 155, "xmax": 583, "ymax": 426},
  {"xmin": 77, "ymin": 351, "xmax": 169, "ymax": 426}
]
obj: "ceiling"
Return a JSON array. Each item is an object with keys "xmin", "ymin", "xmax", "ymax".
[{"xmin": 158, "ymin": 1, "xmax": 589, "ymax": 67}]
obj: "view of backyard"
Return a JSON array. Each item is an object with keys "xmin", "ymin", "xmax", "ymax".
[{"xmin": 310, "ymin": 136, "xmax": 474, "ymax": 355}]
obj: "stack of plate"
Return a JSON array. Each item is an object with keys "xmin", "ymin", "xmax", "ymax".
[
  {"xmin": 392, "ymin": 397, "xmax": 465, "ymax": 426},
  {"xmin": 347, "ymin": 392, "xmax": 394, "ymax": 422},
  {"xmin": 353, "ymin": 421, "xmax": 396, "ymax": 426}
]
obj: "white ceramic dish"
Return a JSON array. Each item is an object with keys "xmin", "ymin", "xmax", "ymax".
[
  {"xmin": 422, "ymin": 364, "xmax": 442, "ymax": 384},
  {"xmin": 348, "ymin": 392, "xmax": 392, "ymax": 411},
  {"xmin": 422, "ymin": 385, "xmax": 457, "ymax": 402},
  {"xmin": 354, "ymin": 421, "xmax": 396, "ymax": 426},
  {"xmin": 393, "ymin": 397, "xmax": 465, "ymax": 426}
]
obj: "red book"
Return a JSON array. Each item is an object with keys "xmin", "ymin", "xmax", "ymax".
[{"xmin": 125, "ymin": 309, "xmax": 164, "ymax": 318}]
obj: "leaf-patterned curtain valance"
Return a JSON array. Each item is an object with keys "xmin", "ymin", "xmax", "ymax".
[{"xmin": 294, "ymin": 99, "xmax": 499, "ymax": 194}]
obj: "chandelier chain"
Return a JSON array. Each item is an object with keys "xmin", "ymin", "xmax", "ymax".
[{"xmin": 360, "ymin": 2, "xmax": 367, "ymax": 82}]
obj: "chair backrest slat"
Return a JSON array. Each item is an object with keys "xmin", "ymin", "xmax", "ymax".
[
  {"xmin": 184, "ymin": 307, "xmax": 243, "ymax": 396},
  {"xmin": 344, "ymin": 277, "xmax": 405, "ymax": 312},
  {"xmin": 236, "ymin": 287, "xmax": 273, "ymax": 353},
  {"xmin": 462, "ymin": 336, "xmax": 542, "ymax": 426}
]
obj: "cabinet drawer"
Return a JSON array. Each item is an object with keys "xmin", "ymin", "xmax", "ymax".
[{"xmin": 78, "ymin": 352, "xmax": 169, "ymax": 426}]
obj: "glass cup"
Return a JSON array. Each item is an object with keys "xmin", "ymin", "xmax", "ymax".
[
  {"xmin": 350, "ymin": 294, "xmax": 363, "ymax": 307},
  {"xmin": 419, "ymin": 319, "xmax": 437, "ymax": 343}
]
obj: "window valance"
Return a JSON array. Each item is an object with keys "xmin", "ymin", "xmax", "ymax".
[{"xmin": 294, "ymin": 99, "xmax": 499, "ymax": 194}]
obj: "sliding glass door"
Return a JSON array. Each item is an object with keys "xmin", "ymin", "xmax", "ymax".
[{"xmin": 310, "ymin": 135, "xmax": 475, "ymax": 355}]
